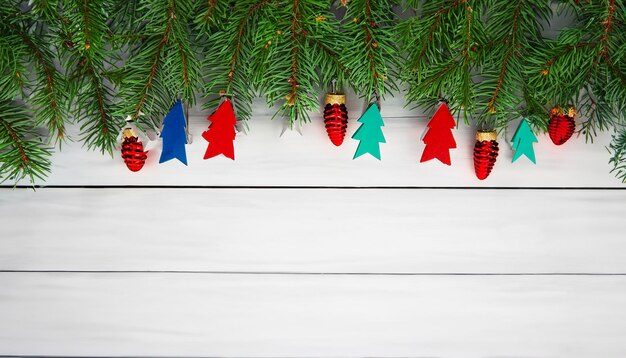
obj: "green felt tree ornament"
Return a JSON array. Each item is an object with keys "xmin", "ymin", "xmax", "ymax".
[
  {"xmin": 352, "ymin": 103, "xmax": 386, "ymax": 160},
  {"xmin": 512, "ymin": 118, "xmax": 538, "ymax": 164}
]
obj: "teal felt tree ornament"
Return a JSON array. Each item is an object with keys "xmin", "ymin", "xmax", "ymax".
[
  {"xmin": 352, "ymin": 103, "xmax": 386, "ymax": 160},
  {"xmin": 512, "ymin": 118, "xmax": 538, "ymax": 164}
]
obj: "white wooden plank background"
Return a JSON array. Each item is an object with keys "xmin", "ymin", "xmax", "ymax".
[
  {"xmin": 1, "ymin": 274, "xmax": 625, "ymax": 357},
  {"xmin": 1, "ymin": 92, "xmax": 626, "ymax": 357},
  {"xmin": 1, "ymin": 188, "xmax": 625, "ymax": 273}
]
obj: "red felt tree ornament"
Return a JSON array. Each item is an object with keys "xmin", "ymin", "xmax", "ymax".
[
  {"xmin": 420, "ymin": 102, "xmax": 457, "ymax": 165},
  {"xmin": 474, "ymin": 130, "xmax": 499, "ymax": 180},
  {"xmin": 323, "ymin": 92, "xmax": 349, "ymax": 146},
  {"xmin": 121, "ymin": 128, "xmax": 148, "ymax": 172},
  {"xmin": 203, "ymin": 98, "xmax": 237, "ymax": 160},
  {"xmin": 548, "ymin": 106, "xmax": 576, "ymax": 145}
]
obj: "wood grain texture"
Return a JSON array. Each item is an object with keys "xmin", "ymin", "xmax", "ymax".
[
  {"xmin": 1, "ymin": 188, "xmax": 625, "ymax": 273},
  {"xmin": 1, "ymin": 273, "xmax": 625, "ymax": 357}
]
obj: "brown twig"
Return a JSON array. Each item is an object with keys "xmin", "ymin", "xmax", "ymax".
[
  {"xmin": 203, "ymin": 0, "xmax": 218, "ymax": 22},
  {"xmin": 410, "ymin": 0, "xmax": 462, "ymax": 71},
  {"xmin": 226, "ymin": 0, "xmax": 274, "ymax": 93},
  {"xmin": 17, "ymin": 28, "xmax": 64, "ymax": 137},
  {"xmin": 595, "ymin": 0, "xmax": 616, "ymax": 65},
  {"xmin": 133, "ymin": 0, "xmax": 176, "ymax": 120},
  {"xmin": 486, "ymin": 1, "xmax": 522, "ymax": 113},
  {"xmin": 362, "ymin": 0, "xmax": 380, "ymax": 93},
  {"xmin": 0, "ymin": 117, "xmax": 29, "ymax": 167},
  {"xmin": 287, "ymin": 0, "xmax": 301, "ymax": 106}
]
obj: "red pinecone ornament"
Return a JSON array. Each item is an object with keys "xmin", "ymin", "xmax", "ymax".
[
  {"xmin": 323, "ymin": 93, "xmax": 348, "ymax": 146},
  {"xmin": 121, "ymin": 128, "xmax": 148, "ymax": 172},
  {"xmin": 474, "ymin": 130, "xmax": 499, "ymax": 180},
  {"xmin": 548, "ymin": 107, "xmax": 576, "ymax": 145}
]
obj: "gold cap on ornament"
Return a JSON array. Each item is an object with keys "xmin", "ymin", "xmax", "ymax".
[
  {"xmin": 476, "ymin": 130, "xmax": 497, "ymax": 142},
  {"xmin": 568, "ymin": 106, "xmax": 577, "ymax": 117},
  {"xmin": 122, "ymin": 128, "xmax": 137, "ymax": 139},
  {"xmin": 325, "ymin": 93, "xmax": 346, "ymax": 105},
  {"xmin": 550, "ymin": 107, "xmax": 563, "ymax": 116}
]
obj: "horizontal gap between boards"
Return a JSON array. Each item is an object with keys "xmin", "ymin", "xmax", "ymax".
[
  {"xmin": 0, "ymin": 356, "xmax": 446, "ymax": 358},
  {"xmin": 0, "ymin": 356, "xmax": 427, "ymax": 358},
  {"xmin": 1, "ymin": 270, "xmax": 625, "ymax": 276},
  {"xmin": 3, "ymin": 185, "xmax": 626, "ymax": 190}
]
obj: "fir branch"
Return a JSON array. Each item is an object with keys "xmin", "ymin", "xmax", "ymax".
[
  {"xmin": 200, "ymin": 0, "xmax": 272, "ymax": 122},
  {"xmin": 404, "ymin": 0, "xmax": 462, "ymax": 72},
  {"xmin": 115, "ymin": 0, "xmax": 201, "ymax": 128},
  {"xmin": 304, "ymin": 36, "xmax": 347, "ymax": 78},
  {"xmin": 542, "ymin": 42, "xmax": 595, "ymax": 70},
  {"xmin": 226, "ymin": 0, "xmax": 274, "ymax": 94},
  {"xmin": 132, "ymin": 5, "xmax": 174, "ymax": 121},
  {"xmin": 400, "ymin": 0, "xmax": 481, "ymax": 120},
  {"xmin": 0, "ymin": 34, "xmax": 28, "ymax": 99},
  {"xmin": 594, "ymin": 0, "xmax": 616, "ymax": 65},
  {"xmin": 195, "ymin": 0, "xmax": 228, "ymax": 31},
  {"xmin": 529, "ymin": 0, "xmax": 626, "ymax": 139},
  {"xmin": 605, "ymin": 57, "xmax": 626, "ymax": 86},
  {"xmin": 108, "ymin": 0, "xmax": 142, "ymax": 38},
  {"xmin": 342, "ymin": 0, "xmax": 399, "ymax": 99},
  {"xmin": 63, "ymin": 0, "xmax": 119, "ymax": 155},
  {"xmin": 14, "ymin": 22, "xmax": 68, "ymax": 141},
  {"xmin": 484, "ymin": 1, "xmax": 522, "ymax": 115},
  {"xmin": 202, "ymin": 0, "xmax": 219, "ymax": 23},
  {"xmin": 29, "ymin": 0, "xmax": 60, "ymax": 20},
  {"xmin": 0, "ymin": 100, "xmax": 52, "ymax": 184},
  {"xmin": 609, "ymin": 127, "xmax": 626, "ymax": 183},
  {"xmin": 287, "ymin": 0, "xmax": 302, "ymax": 110},
  {"xmin": 475, "ymin": 0, "xmax": 550, "ymax": 129},
  {"xmin": 256, "ymin": 0, "xmax": 343, "ymax": 125}
]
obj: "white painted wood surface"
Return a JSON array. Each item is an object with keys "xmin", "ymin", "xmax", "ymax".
[
  {"xmin": 1, "ymin": 93, "xmax": 625, "ymax": 357},
  {"xmin": 1, "ymin": 273, "xmax": 626, "ymax": 357},
  {"xmin": 1, "ymin": 188, "xmax": 625, "ymax": 273}
]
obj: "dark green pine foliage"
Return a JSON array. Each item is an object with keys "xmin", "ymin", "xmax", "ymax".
[
  {"xmin": 0, "ymin": 100, "xmax": 52, "ymax": 183},
  {"xmin": 528, "ymin": 0, "xmax": 626, "ymax": 139},
  {"xmin": 477, "ymin": 0, "xmax": 551, "ymax": 130},
  {"xmin": 342, "ymin": 0, "xmax": 399, "ymax": 100},
  {"xmin": 29, "ymin": 0, "xmax": 60, "ymax": 20},
  {"xmin": 399, "ymin": 0, "xmax": 486, "ymax": 122},
  {"xmin": 62, "ymin": 0, "xmax": 119, "ymax": 155},
  {"xmin": 527, "ymin": 1, "xmax": 626, "ymax": 180},
  {"xmin": 254, "ymin": 0, "xmax": 345, "ymax": 125},
  {"xmin": 197, "ymin": 0, "xmax": 265, "ymax": 123},
  {"xmin": 0, "ymin": 2, "xmax": 69, "ymax": 142},
  {"xmin": 610, "ymin": 130, "xmax": 626, "ymax": 183},
  {"xmin": 400, "ymin": 0, "xmax": 551, "ymax": 129},
  {"xmin": 113, "ymin": 0, "xmax": 203, "ymax": 131},
  {"xmin": 0, "ymin": 1, "xmax": 63, "ymax": 182}
]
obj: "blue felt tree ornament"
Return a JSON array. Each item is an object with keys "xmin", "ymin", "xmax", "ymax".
[{"xmin": 159, "ymin": 100, "xmax": 188, "ymax": 165}]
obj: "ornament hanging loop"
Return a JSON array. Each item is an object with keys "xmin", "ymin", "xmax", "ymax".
[
  {"xmin": 372, "ymin": 88, "xmax": 381, "ymax": 109},
  {"xmin": 363, "ymin": 88, "xmax": 381, "ymax": 114},
  {"xmin": 176, "ymin": 94, "xmax": 193, "ymax": 144}
]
